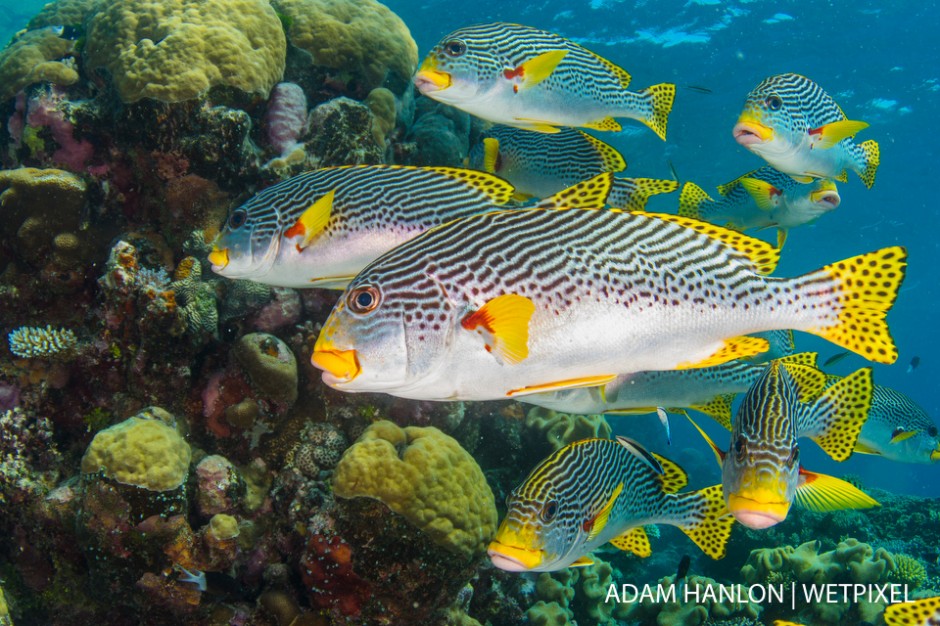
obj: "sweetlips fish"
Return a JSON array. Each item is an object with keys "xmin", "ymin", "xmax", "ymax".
[
  {"xmin": 208, "ymin": 165, "xmax": 613, "ymax": 289},
  {"xmin": 415, "ymin": 22, "xmax": 676, "ymax": 138},
  {"xmin": 690, "ymin": 361, "xmax": 879, "ymax": 530},
  {"xmin": 521, "ymin": 351, "xmax": 819, "ymax": 426},
  {"xmin": 312, "ymin": 205, "xmax": 906, "ymax": 401},
  {"xmin": 679, "ymin": 167, "xmax": 841, "ymax": 249},
  {"xmin": 733, "ymin": 73, "xmax": 880, "ymax": 188},
  {"xmin": 883, "ymin": 596, "xmax": 940, "ymax": 626},
  {"xmin": 833, "ymin": 377, "xmax": 940, "ymax": 464},
  {"xmin": 487, "ymin": 436, "xmax": 733, "ymax": 572}
]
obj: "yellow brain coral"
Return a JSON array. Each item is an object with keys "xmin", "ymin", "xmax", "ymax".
[
  {"xmin": 84, "ymin": 0, "xmax": 286, "ymax": 103},
  {"xmin": 81, "ymin": 407, "xmax": 192, "ymax": 491},
  {"xmin": 272, "ymin": 0, "xmax": 418, "ymax": 93},
  {"xmin": 333, "ymin": 420, "xmax": 497, "ymax": 560},
  {"xmin": 0, "ymin": 28, "xmax": 79, "ymax": 102}
]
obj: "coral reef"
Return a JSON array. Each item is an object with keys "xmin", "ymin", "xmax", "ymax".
[
  {"xmin": 332, "ymin": 420, "xmax": 498, "ymax": 560},
  {"xmin": 617, "ymin": 573, "xmax": 763, "ymax": 625},
  {"xmin": 7, "ymin": 325, "xmax": 77, "ymax": 359},
  {"xmin": 0, "ymin": 28, "xmax": 79, "ymax": 102},
  {"xmin": 525, "ymin": 406, "xmax": 613, "ymax": 452},
  {"xmin": 84, "ymin": 0, "xmax": 286, "ymax": 103}
]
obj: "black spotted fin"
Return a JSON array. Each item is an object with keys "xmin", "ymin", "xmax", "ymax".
[
  {"xmin": 671, "ymin": 484, "xmax": 734, "ymax": 560},
  {"xmin": 691, "ymin": 394, "xmax": 735, "ymax": 430},
  {"xmin": 609, "ymin": 526, "xmax": 651, "ymax": 557},
  {"xmin": 796, "ymin": 367, "xmax": 873, "ymax": 461},
  {"xmin": 678, "ymin": 181, "xmax": 714, "ymax": 220},
  {"xmin": 583, "ymin": 116, "xmax": 623, "ymax": 132},
  {"xmin": 534, "ymin": 172, "xmax": 614, "ymax": 210},
  {"xmin": 577, "ymin": 130, "xmax": 627, "ymax": 172},
  {"xmin": 677, "ymin": 336, "xmax": 771, "ymax": 369},
  {"xmin": 460, "ymin": 294, "xmax": 534, "ymax": 365},
  {"xmin": 857, "ymin": 139, "xmax": 880, "ymax": 189},
  {"xmin": 607, "ymin": 177, "xmax": 678, "ymax": 212},
  {"xmin": 794, "ymin": 468, "xmax": 879, "ymax": 512},
  {"xmin": 284, "ymin": 189, "xmax": 336, "ymax": 251},
  {"xmin": 427, "ymin": 166, "xmax": 516, "ymax": 204},
  {"xmin": 883, "ymin": 596, "xmax": 940, "ymax": 626}
]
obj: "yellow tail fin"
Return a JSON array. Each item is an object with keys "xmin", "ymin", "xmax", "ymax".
[
  {"xmin": 857, "ymin": 139, "xmax": 880, "ymax": 189},
  {"xmin": 802, "ymin": 246, "xmax": 906, "ymax": 364},
  {"xmin": 639, "ymin": 83, "xmax": 675, "ymax": 140},
  {"xmin": 674, "ymin": 484, "xmax": 734, "ymax": 559}
]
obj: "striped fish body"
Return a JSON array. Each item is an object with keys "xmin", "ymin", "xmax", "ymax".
[
  {"xmin": 313, "ymin": 206, "xmax": 905, "ymax": 401},
  {"xmin": 721, "ymin": 362, "xmax": 874, "ymax": 529},
  {"xmin": 734, "ymin": 73, "xmax": 879, "ymax": 188},
  {"xmin": 851, "ymin": 382, "xmax": 940, "ymax": 463},
  {"xmin": 488, "ymin": 437, "xmax": 732, "ymax": 571},
  {"xmin": 680, "ymin": 167, "xmax": 840, "ymax": 236},
  {"xmin": 208, "ymin": 165, "xmax": 513, "ymax": 288},
  {"xmin": 416, "ymin": 23, "xmax": 675, "ymax": 138},
  {"xmin": 468, "ymin": 126, "xmax": 625, "ymax": 198}
]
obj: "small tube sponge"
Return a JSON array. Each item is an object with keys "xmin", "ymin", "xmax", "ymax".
[
  {"xmin": 81, "ymin": 407, "xmax": 192, "ymax": 491},
  {"xmin": 333, "ymin": 420, "xmax": 497, "ymax": 560}
]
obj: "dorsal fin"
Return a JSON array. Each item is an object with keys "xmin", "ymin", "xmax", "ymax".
[
  {"xmin": 426, "ymin": 166, "xmax": 516, "ymax": 204},
  {"xmin": 587, "ymin": 49, "xmax": 632, "ymax": 88},
  {"xmin": 651, "ymin": 453, "xmax": 688, "ymax": 493},
  {"xmin": 631, "ymin": 210, "xmax": 780, "ymax": 275},
  {"xmin": 535, "ymin": 172, "xmax": 613, "ymax": 210},
  {"xmin": 717, "ymin": 170, "xmax": 761, "ymax": 196},
  {"xmin": 576, "ymin": 130, "xmax": 627, "ymax": 172}
]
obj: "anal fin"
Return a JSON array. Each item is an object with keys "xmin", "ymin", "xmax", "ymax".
[{"xmin": 609, "ymin": 527, "xmax": 651, "ymax": 557}]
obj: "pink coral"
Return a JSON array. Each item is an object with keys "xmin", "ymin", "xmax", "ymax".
[
  {"xmin": 25, "ymin": 86, "xmax": 94, "ymax": 171},
  {"xmin": 263, "ymin": 82, "xmax": 307, "ymax": 155}
]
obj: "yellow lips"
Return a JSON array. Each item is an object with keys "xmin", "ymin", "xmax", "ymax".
[
  {"xmin": 208, "ymin": 247, "xmax": 229, "ymax": 269},
  {"xmin": 487, "ymin": 539, "xmax": 544, "ymax": 571},
  {"xmin": 733, "ymin": 114, "xmax": 775, "ymax": 143},
  {"xmin": 312, "ymin": 340, "xmax": 361, "ymax": 382},
  {"xmin": 414, "ymin": 69, "xmax": 452, "ymax": 91}
]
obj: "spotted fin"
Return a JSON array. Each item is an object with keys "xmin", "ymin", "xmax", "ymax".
[
  {"xmin": 778, "ymin": 362, "xmax": 828, "ymax": 403},
  {"xmin": 856, "ymin": 139, "xmax": 880, "ymax": 189},
  {"xmin": 461, "ymin": 294, "xmax": 534, "ymax": 365},
  {"xmin": 507, "ymin": 374, "xmax": 616, "ymax": 397},
  {"xmin": 651, "ymin": 453, "xmax": 688, "ymax": 493},
  {"xmin": 739, "ymin": 177, "xmax": 780, "ymax": 211},
  {"xmin": 507, "ymin": 50, "xmax": 568, "ymax": 91},
  {"xmin": 778, "ymin": 351, "xmax": 819, "ymax": 368},
  {"xmin": 607, "ymin": 177, "xmax": 678, "ymax": 212},
  {"xmin": 633, "ymin": 210, "xmax": 780, "ymax": 275},
  {"xmin": 426, "ymin": 167, "xmax": 515, "ymax": 204},
  {"xmin": 717, "ymin": 171, "xmax": 759, "ymax": 197},
  {"xmin": 535, "ymin": 172, "xmax": 613, "ymax": 210},
  {"xmin": 678, "ymin": 336, "xmax": 770, "ymax": 369},
  {"xmin": 677, "ymin": 182, "xmax": 713, "ymax": 220},
  {"xmin": 584, "ymin": 117, "xmax": 622, "ymax": 132},
  {"xmin": 481, "ymin": 138, "xmax": 500, "ymax": 174},
  {"xmin": 809, "ymin": 119, "xmax": 869, "ymax": 149},
  {"xmin": 637, "ymin": 83, "xmax": 675, "ymax": 140},
  {"xmin": 609, "ymin": 527, "xmax": 651, "ymax": 557},
  {"xmin": 883, "ymin": 596, "xmax": 940, "ymax": 626},
  {"xmin": 794, "ymin": 468, "xmax": 879, "ymax": 512},
  {"xmin": 585, "ymin": 482, "xmax": 623, "ymax": 541},
  {"xmin": 798, "ymin": 367, "xmax": 873, "ymax": 461},
  {"xmin": 673, "ymin": 484, "xmax": 733, "ymax": 560},
  {"xmin": 802, "ymin": 246, "xmax": 906, "ymax": 364},
  {"xmin": 284, "ymin": 188, "xmax": 336, "ymax": 250},
  {"xmin": 588, "ymin": 50, "xmax": 632, "ymax": 88},
  {"xmin": 691, "ymin": 394, "xmax": 735, "ymax": 430},
  {"xmin": 577, "ymin": 130, "xmax": 627, "ymax": 172}
]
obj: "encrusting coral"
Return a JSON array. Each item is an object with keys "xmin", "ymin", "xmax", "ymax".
[
  {"xmin": 0, "ymin": 28, "xmax": 79, "ymax": 102},
  {"xmin": 332, "ymin": 420, "xmax": 497, "ymax": 560}
]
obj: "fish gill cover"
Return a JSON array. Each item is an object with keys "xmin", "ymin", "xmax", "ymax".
[{"xmin": 0, "ymin": 0, "xmax": 937, "ymax": 624}]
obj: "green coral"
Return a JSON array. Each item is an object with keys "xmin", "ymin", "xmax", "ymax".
[
  {"xmin": 0, "ymin": 28, "xmax": 79, "ymax": 102},
  {"xmin": 81, "ymin": 406, "xmax": 191, "ymax": 491},
  {"xmin": 886, "ymin": 553, "xmax": 927, "ymax": 590},
  {"xmin": 525, "ymin": 406, "xmax": 612, "ymax": 450},
  {"xmin": 332, "ymin": 420, "xmax": 497, "ymax": 560},
  {"xmin": 271, "ymin": 0, "xmax": 417, "ymax": 94},
  {"xmin": 616, "ymin": 573, "xmax": 762, "ymax": 626},
  {"xmin": 528, "ymin": 558, "xmax": 624, "ymax": 626},
  {"xmin": 84, "ymin": 0, "xmax": 286, "ymax": 103}
]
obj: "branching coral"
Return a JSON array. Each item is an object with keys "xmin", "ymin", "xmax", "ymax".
[{"xmin": 7, "ymin": 325, "xmax": 77, "ymax": 359}]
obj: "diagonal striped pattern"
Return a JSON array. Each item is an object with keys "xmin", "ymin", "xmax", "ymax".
[{"xmin": 742, "ymin": 73, "xmax": 846, "ymax": 134}]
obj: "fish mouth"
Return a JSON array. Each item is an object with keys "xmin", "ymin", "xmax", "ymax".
[
  {"xmin": 312, "ymin": 346, "xmax": 361, "ymax": 383},
  {"xmin": 931, "ymin": 446, "xmax": 940, "ymax": 463},
  {"xmin": 414, "ymin": 69, "xmax": 452, "ymax": 93},
  {"xmin": 727, "ymin": 494, "xmax": 788, "ymax": 529},
  {"xmin": 733, "ymin": 119, "xmax": 773, "ymax": 146},
  {"xmin": 812, "ymin": 190, "xmax": 841, "ymax": 210},
  {"xmin": 208, "ymin": 247, "xmax": 229, "ymax": 271},
  {"xmin": 487, "ymin": 540, "xmax": 543, "ymax": 572}
]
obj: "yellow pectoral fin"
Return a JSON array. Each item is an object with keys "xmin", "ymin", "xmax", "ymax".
[
  {"xmin": 609, "ymin": 527, "xmax": 651, "ymax": 557},
  {"xmin": 776, "ymin": 228, "xmax": 788, "ymax": 250},
  {"xmin": 810, "ymin": 119, "xmax": 870, "ymax": 149},
  {"xmin": 739, "ymin": 177, "xmax": 779, "ymax": 211},
  {"xmin": 569, "ymin": 555, "xmax": 595, "ymax": 567},
  {"xmin": 535, "ymin": 172, "xmax": 613, "ymax": 210},
  {"xmin": 890, "ymin": 430, "xmax": 917, "ymax": 444},
  {"xmin": 461, "ymin": 294, "xmax": 535, "ymax": 365},
  {"xmin": 586, "ymin": 482, "xmax": 623, "ymax": 542},
  {"xmin": 517, "ymin": 50, "xmax": 568, "ymax": 89},
  {"xmin": 794, "ymin": 469, "xmax": 879, "ymax": 512},
  {"xmin": 677, "ymin": 336, "xmax": 770, "ymax": 369},
  {"xmin": 284, "ymin": 188, "xmax": 336, "ymax": 250},
  {"xmin": 853, "ymin": 440, "xmax": 881, "ymax": 455},
  {"xmin": 583, "ymin": 116, "xmax": 623, "ymax": 132},
  {"xmin": 512, "ymin": 117, "xmax": 561, "ymax": 133},
  {"xmin": 482, "ymin": 137, "xmax": 500, "ymax": 174},
  {"xmin": 507, "ymin": 374, "xmax": 617, "ymax": 398}
]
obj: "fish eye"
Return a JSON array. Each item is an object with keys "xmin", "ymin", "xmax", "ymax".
[
  {"xmin": 734, "ymin": 435, "xmax": 747, "ymax": 460},
  {"xmin": 765, "ymin": 95, "xmax": 783, "ymax": 111},
  {"xmin": 540, "ymin": 500, "xmax": 558, "ymax": 522},
  {"xmin": 929, "ymin": 426, "xmax": 938, "ymax": 438},
  {"xmin": 443, "ymin": 40, "xmax": 466, "ymax": 57},
  {"xmin": 787, "ymin": 445, "xmax": 800, "ymax": 468},
  {"xmin": 227, "ymin": 209, "xmax": 248, "ymax": 229},
  {"xmin": 347, "ymin": 285, "xmax": 381, "ymax": 314}
]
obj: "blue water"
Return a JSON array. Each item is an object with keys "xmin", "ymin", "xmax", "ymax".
[{"xmin": 386, "ymin": 0, "xmax": 940, "ymax": 495}]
